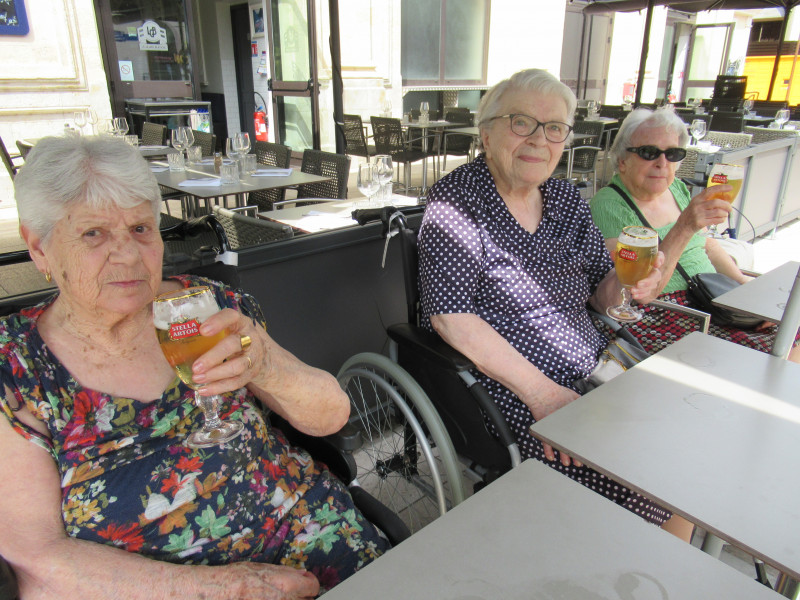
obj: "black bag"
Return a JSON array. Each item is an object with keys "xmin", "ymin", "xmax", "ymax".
[
  {"xmin": 609, "ymin": 183, "xmax": 762, "ymax": 330},
  {"xmin": 574, "ymin": 336, "xmax": 650, "ymax": 394},
  {"xmin": 685, "ymin": 271, "xmax": 761, "ymax": 329}
]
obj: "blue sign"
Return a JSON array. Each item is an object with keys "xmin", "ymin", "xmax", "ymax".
[{"xmin": 0, "ymin": 0, "xmax": 29, "ymax": 36}]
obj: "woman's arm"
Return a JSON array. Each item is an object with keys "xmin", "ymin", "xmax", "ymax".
[
  {"xmin": 705, "ymin": 237, "xmax": 751, "ymax": 284},
  {"xmin": 0, "ymin": 408, "xmax": 320, "ymax": 600},
  {"xmin": 189, "ymin": 309, "xmax": 350, "ymax": 437},
  {"xmin": 589, "ymin": 252, "xmax": 666, "ymax": 312},
  {"xmin": 429, "ymin": 312, "xmax": 581, "ymax": 467}
]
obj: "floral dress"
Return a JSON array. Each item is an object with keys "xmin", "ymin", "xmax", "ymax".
[{"xmin": 0, "ymin": 274, "xmax": 389, "ymax": 591}]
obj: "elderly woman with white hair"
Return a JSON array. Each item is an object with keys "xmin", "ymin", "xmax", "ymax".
[
  {"xmin": 0, "ymin": 136, "xmax": 389, "ymax": 600},
  {"xmin": 590, "ymin": 107, "xmax": 800, "ymax": 363},
  {"xmin": 416, "ymin": 68, "xmax": 697, "ymax": 540}
]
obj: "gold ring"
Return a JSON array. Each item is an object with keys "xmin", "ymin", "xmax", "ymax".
[
  {"xmin": 245, "ymin": 355, "xmax": 253, "ymax": 370},
  {"xmin": 240, "ymin": 335, "xmax": 252, "ymax": 352}
]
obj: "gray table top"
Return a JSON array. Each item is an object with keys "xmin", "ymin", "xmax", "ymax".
[
  {"xmin": 324, "ymin": 459, "xmax": 777, "ymax": 600},
  {"xmin": 530, "ymin": 331, "xmax": 800, "ymax": 580},
  {"xmin": 713, "ymin": 260, "xmax": 800, "ymax": 323}
]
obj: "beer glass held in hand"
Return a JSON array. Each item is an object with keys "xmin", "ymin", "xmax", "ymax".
[
  {"xmin": 607, "ymin": 225, "xmax": 659, "ymax": 323},
  {"xmin": 154, "ymin": 286, "xmax": 244, "ymax": 448},
  {"xmin": 705, "ymin": 163, "xmax": 744, "ymax": 238}
]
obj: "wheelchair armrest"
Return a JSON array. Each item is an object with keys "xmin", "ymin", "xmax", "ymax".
[
  {"xmin": 387, "ymin": 323, "xmax": 475, "ymax": 372},
  {"xmin": 649, "ymin": 299, "xmax": 711, "ymax": 334},
  {"xmin": 348, "ymin": 486, "xmax": 411, "ymax": 546}
]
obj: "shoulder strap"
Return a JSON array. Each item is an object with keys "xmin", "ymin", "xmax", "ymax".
[{"xmin": 609, "ymin": 183, "xmax": 692, "ymax": 284}]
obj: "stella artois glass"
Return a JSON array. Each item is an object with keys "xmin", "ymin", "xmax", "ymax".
[
  {"xmin": 705, "ymin": 163, "xmax": 744, "ymax": 238},
  {"xmin": 607, "ymin": 225, "xmax": 658, "ymax": 323},
  {"xmin": 153, "ymin": 286, "xmax": 244, "ymax": 448}
]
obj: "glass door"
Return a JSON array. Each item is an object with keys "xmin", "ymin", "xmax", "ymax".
[
  {"xmin": 96, "ymin": 0, "xmax": 199, "ymax": 117},
  {"xmin": 266, "ymin": 0, "xmax": 319, "ymax": 153},
  {"xmin": 684, "ymin": 24, "xmax": 733, "ymax": 101}
]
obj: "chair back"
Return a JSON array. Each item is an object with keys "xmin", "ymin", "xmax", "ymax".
[
  {"xmin": 192, "ymin": 130, "xmax": 216, "ymax": 156},
  {"xmin": 15, "ymin": 140, "xmax": 33, "ymax": 159},
  {"xmin": 705, "ymin": 130, "xmax": 751, "ymax": 149},
  {"xmin": 709, "ymin": 98, "xmax": 744, "ymax": 113},
  {"xmin": 443, "ymin": 110, "xmax": 474, "ymax": 154},
  {"xmin": 342, "ymin": 114, "xmax": 371, "ymax": 158},
  {"xmin": 598, "ymin": 105, "xmax": 627, "ymax": 119},
  {"xmin": 752, "ymin": 100, "xmax": 788, "ymax": 117},
  {"xmin": 710, "ymin": 113, "xmax": 744, "ymax": 133},
  {"xmin": 296, "ymin": 149, "xmax": 351, "ymax": 200},
  {"xmin": 212, "ymin": 206, "xmax": 293, "ymax": 248},
  {"xmin": 675, "ymin": 147, "xmax": 699, "ymax": 181},
  {"xmin": 141, "ymin": 122, "xmax": 167, "ymax": 146},
  {"xmin": 744, "ymin": 126, "xmax": 797, "ymax": 144},
  {"xmin": 251, "ymin": 141, "xmax": 292, "ymax": 210},
  {"xmin": 370, "ymin": 116, "xmax": 406, "ymax": 157},
  {"xmin": 570, "ymin": 120, "xmax": 604, "ymax": 170},
  {"xmin": 0, "ymin": 136, "xmax": 20, "ymax": 179}
]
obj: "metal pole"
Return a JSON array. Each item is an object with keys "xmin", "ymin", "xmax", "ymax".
[
  {"xmin": 634, "ymin": 0, "xmax": 656, "ymax": 106},
  {"xmin": 328, "ymin": 0, "xmax": 345, "ymax": 154},
  {"xmin": 771, "ymin": 263, "xmax": 800, "ymax": 359},
  {"xmin": 767, "ymin": 8, "xmax": 790, "ymax": 101}
]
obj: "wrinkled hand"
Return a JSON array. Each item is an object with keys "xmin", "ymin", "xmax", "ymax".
[
  {"xmin": 190, "ymin": 308, "xmax": 270, "ymax": 396},
  {"xmin": 528, "ymin": 384, "xmax": 583, "ymax": 468},
  {"xmin": 629, "ymin": 250, "xmax": 665, "ymax": 304},
  {"xmin": 678, "ymin": 185, "xmax": 733, "ymax": 232},
  {"xmin": 220, "ymin": 562, "xmax": 320, "ymax": 599}
]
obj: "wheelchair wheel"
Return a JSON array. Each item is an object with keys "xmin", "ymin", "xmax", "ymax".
[{"xmin": 337, "ymin": 352, "xmax": 466, "ymax": 534}]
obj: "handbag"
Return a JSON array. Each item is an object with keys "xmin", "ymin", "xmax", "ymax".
[
  {"xmin": 574, "ymin": 336, "xmax": 650, "ymax": 394},
  {"xmin": 609, "ymin": 184, "xmax": 761, "ymax": 329}
]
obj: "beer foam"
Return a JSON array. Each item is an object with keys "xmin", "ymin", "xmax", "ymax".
[
  {"xmin": 153, "ymin": 288, "xmax": 220, "ymax": 330},
  {"xmin": 619, "ymin": 226, "xmax": 658, "ymax": 247}
]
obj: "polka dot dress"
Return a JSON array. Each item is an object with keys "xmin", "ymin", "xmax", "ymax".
[{"xmin": 418, "ymin": 156, "xmax": 671, "ymax": 526}]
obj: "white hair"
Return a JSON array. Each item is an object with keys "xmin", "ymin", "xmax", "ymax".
[
  {"xmin": 609, "ymin": 106, "xmax": 690, "ymax": 169},
  {"xmin": 14, "ymin": 135, "xmax": 162, "ymax": 242}
]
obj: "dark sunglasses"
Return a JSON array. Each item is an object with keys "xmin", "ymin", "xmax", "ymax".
[{"xmin": 626, "ymin": 146, "xmax": 687, "ymax": 162}]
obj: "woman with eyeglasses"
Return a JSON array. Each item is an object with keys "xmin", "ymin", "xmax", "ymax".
[
  {"xmin": 591, "ymin": 108, "xmax": 799, "ymax": 363},
  {"xmin": 416, "ymin": 69, "xmax": 698, "ymax": 541}
]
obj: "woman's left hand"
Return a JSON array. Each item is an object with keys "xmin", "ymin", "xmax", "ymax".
[
  {"xmin": 629, "ymin": 251, "xmax": 666, "ymax": 305},
  {"xmin": 189, "ymin": 308, "xmax": 269, "ymax": 396}
]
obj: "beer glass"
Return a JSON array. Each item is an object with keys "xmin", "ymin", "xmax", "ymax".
[
  {"xmin": 705, "ymin": 163, "xmax": 744, "ymax": 238},
  {"xmin": 607, "ymin": 225, "xmax": 659, "ymax": 323},
  {"xmin": 154, "ymin": 286, "xmax": 244, "ymax": 448}
]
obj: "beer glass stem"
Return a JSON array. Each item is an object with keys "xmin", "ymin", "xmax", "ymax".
[{"xmin": 196, "ymin": 392, "xmax": 224, "ymax": 432}]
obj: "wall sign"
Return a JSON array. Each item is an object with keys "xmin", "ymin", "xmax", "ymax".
[
  {"xmin": 118, "ymin": 60, "xmax": 134, "ymax": 82},
  {"xmin": 0, "ymin": 0, "xmax": 30, "ymax": 36},
  {"xmin": 137, "ymin": 19, "xmax": 168, "ymax": 52}
]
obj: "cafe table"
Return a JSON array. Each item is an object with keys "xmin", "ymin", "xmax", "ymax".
[
  {"xmin": 530, "ymin": 331, "xmax": 800, "ymax": 583},
  {"xmin": 258, "ymin": 194, "xmax": 420, "ymax": 234},
  {"xmin": 712, "ymin": 260, "xmax": 800, "ymax": 325},
  {"xmin": 323, "ymin": 458, "xmax": 777, "ymax": 600},
  {"xmin": 400, "ymin": 119, "xmax": 460, "ymax": 193}
]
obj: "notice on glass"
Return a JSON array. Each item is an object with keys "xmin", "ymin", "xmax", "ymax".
[{"xmin": 118, "ymin": 60, "xmax": 134, "ymax": 82}]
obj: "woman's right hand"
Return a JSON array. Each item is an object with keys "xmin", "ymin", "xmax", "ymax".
[
  {"xmin": 677, "ymin": 185, "xmax": 734, "ymax": 232},
  {"xmin": 526, "ymin": 383, "xmax": 583, "ymax": 468},
  {"xmin": 222, "ymin": 562, "xmax": 320, "ymax": 599}
]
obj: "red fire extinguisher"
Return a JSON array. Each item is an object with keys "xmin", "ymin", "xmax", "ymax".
[{"xmin": 254, "ymin": 106, "xmax": 268, "ymax": 142}]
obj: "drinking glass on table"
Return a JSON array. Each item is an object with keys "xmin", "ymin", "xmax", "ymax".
[
  {"xmin": 180, "ymin": 126, "xmax": 195, "ymax": 158},
  {"xmin": 775, "ymin": 109, "xmax": 790, "ymax": 129},
  {"xmin": 236, "ymin": 132, "xmax": 251, "ymax": 155},
  {"xmin": 153, "ymin": 286, "xmax": 244, "ymax": 448},
  {"xmin": 690, "ymin": 119, "xmax": 707, "ymax": 147},
  {"xmin": 705, "ymin": 163, "xmax": 744, "ymax": 238},
  {"xmin": 171, "ymin": 128, "xmax": 189, "ymax": 156},
  {"xmin": 374, "ymin": 154, "xmax": 393, "ymax": 204},
  {"xmin": 226, "ymin": 136, "xmax": 240, "ymax": 163},
  {"xmin": 743, "ymin": 98, "xmax": 754, "ymax": 115},
  {"xmin": 74, "ymin": 111, "xmax": 87, "ymax": 135},
  {"xmin": 419, "ymin": 101, "xmax": 430, "ymax": 124},
  {"xmin": 357, "ymin": 163, "xmax": 380, "ymax": 206},
  {"xmin": 86, "ymin": 109, "xmax": 99, "ymax": 135},
  {"xmin": 113, "ymin": 117, "xmax": 129, "ymax": 137},
  {"xmin": 607, "ymin": 225, "xmax": 659, "ymax": 323}
]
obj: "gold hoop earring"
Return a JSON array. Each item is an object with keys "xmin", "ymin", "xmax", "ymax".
[{"xmin": 45, "ymin": 272, "xmax": 52, "ymax": 282}]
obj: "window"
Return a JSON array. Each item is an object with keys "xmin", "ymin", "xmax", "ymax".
[{"xmin": 401, "ymin": 0, "xmax": 489, "ymax": 85}]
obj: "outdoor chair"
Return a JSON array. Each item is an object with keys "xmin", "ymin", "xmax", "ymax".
[
  {"xmin": 371, "ymin": 116, "xmax": 428, "ymax": 195},
  {"xmin": 0, "ymin": 136, "xmax": 22, "ymax": 180},
  {"xmin": 250, "ymin": 141, "xmax": 292, "ymax": 211},
  {"xmin": 554, "ymin": 120, "xmax": 604, "ymax": 194},
  {"xmin": 191, "ymin": 129, "xmax": 216, "ymax": 156},
  {"xmin": 744, "ymin": 126, "xmax": 798, "ymax": 145},
  {"xmin": 342, "ymin": 114, "xmax": 375, "ymax": 159},
  {"xmin": 211, "ymin": 205, "xmax": 293, "ymax": 248},
  {"xmin": 675, "ymin": 147, "xmax": 700, "ymax": 184},
  {"xmin": 441, "ymin": 110, "xmax": 475, "ymax": 171},
  {"xmin": 709, "ymin": 112, "xmax": 745, "ymax": 133},
  {"xmin": 708, "ymin": 98, "xmax": 744, "ymax": 113},
  {"xmin": 752, "ymin": 100, "xmax": 788, "ymax": 117},
  {"xmin": 295, "ymin": 148, "xmax": 351, "ymax": 202},
  {"xmin": 141, "ymin": 122, "xmax": 167, "ymax": 146},
  {"xmin": 705, "ymin": 131, "xmax": 752, "ymax": 149}
]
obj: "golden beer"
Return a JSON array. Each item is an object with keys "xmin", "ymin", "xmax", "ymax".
[
  {"xmin": 614, "ymin": 227, "xmax": 658, "ymax": 288},
  {"xmin": 156, "ymin": 326, "xmax": 227, "ymax": 389},
  {"xmin": 706, "ymin": 163, "xmax": 744, "ymax": 204}
]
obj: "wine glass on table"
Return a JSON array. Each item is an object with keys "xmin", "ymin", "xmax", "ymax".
[
  {"xmin": 743, "ymin": 98, "xmax": 754, "ymax": 115},
  {"xmin": 690, "ymin": 119, "xmax": 706, "ymax": 147},
  {"xmin": 357, "ymin": 163, "xmax": 380, "ymax": 207},
  {"xmin": 179, "ymin": 126, "xmax": 195, "ymax": 159},
  {"xmin": 226, "ymin": 136, "xmax": 241, "ymax": 165},
  {"xmin": 74, "ymin": 111, "xmax": 87, "ymax": 135},
  {"xmin": 171, "ymin": 128, "xmax": 188, "ymax": 156},
  {"xmin": 775, "ymin": 109, "xmax": 790, "ymax": 129},
  {"xmin": 607, "ymin": 225, "xmax": 659, "ymax": 323},
  {"xmin": 153, "ymin": 286, "xmax": 245, "ymax": 448},
  {"xmin": 87, "ymin": 109, "xmax": 99, "ymax": 135},
  {"xmin": 705, "ymin": 163, "xmax": 744, "ymax": 239},
  {"xmin": 374, "ymin": 154, "xmax": 394, "ymax": 205},
  {"xmin": 113, "ymin": 117, "xmax": 129, "ymax": 137}
]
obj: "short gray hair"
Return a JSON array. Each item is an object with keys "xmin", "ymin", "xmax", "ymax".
[
  {"xmin": 14, "ymin": 135, "xmax": 162, "ymax": 242},
  {"xmin": 476, "ymin": 69, "xmax": 577, "ymax": 148},
  {"xmin": 609, "ymin": 107, "xmax": 690, "ymax": 169}
]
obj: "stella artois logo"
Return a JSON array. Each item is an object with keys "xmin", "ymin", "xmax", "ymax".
[
  {"xmin": 711, "ymin": 173, "xmax": 728, "ymax": 184},
  {"xmin": 169, "ymin": 319, "xmax": 200, "ymax": 341},
  {"xmin": 618, "ymin": 248, "xmax": 638, "ymax": 261}
]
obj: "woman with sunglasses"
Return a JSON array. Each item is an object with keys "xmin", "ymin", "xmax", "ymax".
[{"xmin": 591, "ymin": 107, "xmax": 800, "ymax": 363}]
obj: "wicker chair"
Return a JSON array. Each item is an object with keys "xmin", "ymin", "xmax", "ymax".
[
  {"xmin": 296, "ymin": 149, "xmax": 351, "ymax": 202},
  {"xmin": 441, "ymin": 110, "xmax": 474, "ymax": 171},
  {"xmin": 370, "ymin": 116, "xmax": 428, "ymax": 194},
  {"xmin": 212, "ymin": 206, "xmax": 293, "ymax": 248},
  {"xmin": 250, "ymin": 141, "xmax": 292, "ymax": 211},
  {"xmin": 705, "ymin": 131, "xmax": 752, "ymax": 149},
  {"xmin": 141, "ymin": 122, "xmax": 167, "ymax": 146},
  {"xmin": 342, "ymin": 114, "xmax": 375, "ymax": 159},
  {"xmin": 709, "ymin": 112, "xmax": 745, "ymax": 133},
  {"xmin": 744, "ymin": 126, "xmax": 798, "ymax": 145},
  {"xmin": 1, "ymin": 136, "xmax": 22, "ymax": 179},
  {"xmin": 554, "ymin": 120, "xmax": 604, "ymax": 194},
  {"xmin": 675, "ymin": 148, "xmax": 700, "ymax": 182},
  {"xmin": 191, "ymin": 130, "xmax": 217, "ymax": 156}
]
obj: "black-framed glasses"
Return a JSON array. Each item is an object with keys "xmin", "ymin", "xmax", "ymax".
[
  {"xmin": 484, "ymin": 114, "xmax": 573, "ymax": 143},
  {"xmin": 626, "ymin": 145, "xmax": 687, "ymax": 162}
]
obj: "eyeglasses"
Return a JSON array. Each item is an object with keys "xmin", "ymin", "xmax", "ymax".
[
  {"xmin": 484, "ymin": 114, "xmax": 573, "ymax": 143},
  {"xmin": 626, "ymin": 145, "xmax": 687, "ymax": 162}
]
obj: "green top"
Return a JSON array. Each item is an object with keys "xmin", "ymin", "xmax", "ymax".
[{"xmin": 590, "ymin": 173, "xmax": 714, "ymax": 293}]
